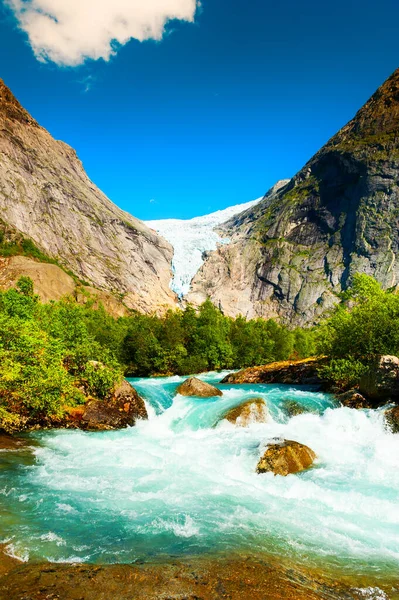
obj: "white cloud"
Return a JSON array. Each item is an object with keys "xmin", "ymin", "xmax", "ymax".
[{"xmin": 7, "ymin": 0, "xmax": 198, "ymax": 66}]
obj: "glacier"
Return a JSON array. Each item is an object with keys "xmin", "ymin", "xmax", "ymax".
[{"xmin": 146, "ymin": 198, "xmax": 260, "ymax": 298}]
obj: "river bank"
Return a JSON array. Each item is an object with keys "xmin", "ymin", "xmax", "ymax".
[{"xmin": 0, "ymin": 548, "xmax": 397, "ymax": 600}]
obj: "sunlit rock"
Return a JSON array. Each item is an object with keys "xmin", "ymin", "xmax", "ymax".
[
  {"xmin": 81, "ymin": 380, "xmax": 148, "ymax": 430},
  {"xmin": 222, "ymin": 398, "xmax": 268, "ymax": 427},
  {"xmin": 176, "ymin": 377, "xmax": 223, "ymax": 397},
  {"xmin": 257, "ymin": 439, "xmax": 316, "ymax": 476},
  {"xmin": 221, "ymin": 358, "xmax": 327, "ymax": 386}
]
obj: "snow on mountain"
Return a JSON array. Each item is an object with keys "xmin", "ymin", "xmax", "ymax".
[{"xmin": 146, "ymin": 198, "xmax": 261, "ymax": 298}]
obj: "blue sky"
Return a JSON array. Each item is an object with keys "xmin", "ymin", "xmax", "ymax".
[{"xmin": 0, "ymin": 0, "xmax": 398, "ymax": 220}]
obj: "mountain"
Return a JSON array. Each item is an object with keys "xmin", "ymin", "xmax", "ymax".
[
  {"xmin": 0, "ymin": 79, "xmax": 175, "ymax": 314},
  {"xmin": 145, "ymin": 198, "xmax": 262, "ymax": 298},
  {"xmin": 186, "ymin": 68, "xmax": 399, "ymax": 325}
]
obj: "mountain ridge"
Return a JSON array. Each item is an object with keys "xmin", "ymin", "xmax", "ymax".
[
  {"xmin": 187, "ymin": 68, "xmax": 399, "ymax": 324},
  {"xmin": 0, "ymin": 78, "xmax": 176, "ymax": 314}
]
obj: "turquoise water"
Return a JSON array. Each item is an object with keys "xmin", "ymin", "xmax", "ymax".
[{"xmin": 1, "ymin": 372, "xmax": 399, "ymax": 574}]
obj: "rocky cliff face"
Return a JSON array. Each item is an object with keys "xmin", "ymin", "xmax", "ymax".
[
  {"xmin": 187, "ymin": 68, "xmax": 399, "ymax": 325},
  {"xmin": 0, "ymin": 79, "xmax": 176, "ymax": 313}
]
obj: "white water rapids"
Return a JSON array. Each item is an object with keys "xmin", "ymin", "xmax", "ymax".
[{"xmin": 0, "ymin": 372, "xmax": 398, "ymax": 581}]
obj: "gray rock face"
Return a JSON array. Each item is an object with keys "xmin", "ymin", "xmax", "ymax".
[
  {"xmin": 187, "ymin": 69, "xmax": 399, "ymax": 325},
  {"xmin": 0, "ymin": 80, "xmax": 176, "ymax": 314}
]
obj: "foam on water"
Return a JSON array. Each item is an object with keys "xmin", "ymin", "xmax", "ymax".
[{"xmin": 0, "ymin": 373, "xmax": 398, "ymax": 571}]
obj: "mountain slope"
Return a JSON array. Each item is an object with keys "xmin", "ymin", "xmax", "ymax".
[
  {"xmin": 0, "ymin": 79, "xmax": 176, "ymax": 313},
  {"xmin": 187, "ymin": 68, "xmax": 399, "ymax": 324}
]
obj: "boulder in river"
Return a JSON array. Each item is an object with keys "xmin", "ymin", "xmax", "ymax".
[
  {"xmin": 257, "ymin": 439, "xmax": 316, "ymax": 476},
  {"xmin": 176, "ymin": 377, "xmax": 223, "ymax": 397},
  {"xmin": 221, "ymin": 357, "xmax": 327, "ymax": 386},
  {"xmin": 336, "ymin": 389, "xmax": 372, "ymax": 409},
  {"xmin": 81, "ymin": 380, "xmax": 148, "ymax": 430},
  {"xmin": 283, "ymin": 400, "xmax": 308, "ymax": 417},
  {"xmin": 359, "ymin": 355, "xmax": 399, "ymax": 403},
  {"xmin": 222, "ymin": 398, "xmax": 268, "ymax": 427},
  {"xmin": 385, "ymin": 406, "xmax": 399, "ymax": 433}
]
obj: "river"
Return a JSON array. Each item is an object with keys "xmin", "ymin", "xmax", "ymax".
[{"xmin": 0, "ymin": 371, "xmax": 398, "ymax": 593}]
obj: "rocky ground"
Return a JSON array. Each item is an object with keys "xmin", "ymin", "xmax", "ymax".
[
  {"xmin": 222, "ymin": 357, "xmax": 328, "ymax": 386},
  {"xmin": 0, "ymin": 549, "xmax": 397, "ymax": 600}
]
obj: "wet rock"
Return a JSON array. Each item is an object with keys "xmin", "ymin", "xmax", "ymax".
[
  {"xmin": 336, "ymin": 389, "xmax": 372, "ymax": 409},
  {"xmin": 385, "ymin": 406, "xmax": 399, "ymax": 433},
  {"xmin": 257, "ymin": 439, "xmax": 316, "ymax": 476},
  {"xmin": 222, "ymin": 357, "xmax": 327, "ymax": 386},
  {"xmin": 176, "ymin": 377, "xmax": 223, "ymax": 397},
  {"xmin": 359, "ymin": 355, "xmax": 399, "ymax": 403},
  {"xmin": 0, "ymin": 434, "xmax": 30, "ymax": 451},
  {"xmin": 283, "ymin": 400, "xmax": 307, "ymax": 416},
  {"xmin": 222, "ymin": 398, "xmax": 268, "ymax": 427},
  {"xmin": 0, "ymin": 552, "xmax": 368, "ymax": 600},
  {"xmin": 81, "ymin": 380, "xmax": 148, "ymax": 430}
]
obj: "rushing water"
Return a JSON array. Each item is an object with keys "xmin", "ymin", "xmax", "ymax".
[{"xmin": 0, "ymin": 372, "xmax": 399, "ymax": 576}]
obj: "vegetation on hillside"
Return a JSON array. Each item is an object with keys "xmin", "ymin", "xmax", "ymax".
[{"xmin": 0, "ymin": 223, "xmax": 88, "ymax": 284}]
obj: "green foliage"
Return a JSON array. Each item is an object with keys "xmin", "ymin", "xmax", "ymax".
[
  {"xmin": 0, "ymin": 277, "xmax": 122, "ymax": 431},
  {"xmin": 16, "ymin": 276, "xmax": 35, "ymax": 297},
  {"xmin": 317, "ymin": 274, "xmax": 399, "ymax": 360},
  {"xmin": 82, "ymin": 362, "xmax": 121, "ymax": 399},
  {"xmin": 317, "ymin": 273, "xmax": 399, "ymax": 389},
  {"xmin": 0, "ymin": 405, "xmax": 24, "ymax": 434},
  {"xmin": 0, "ymin": 233, "xmax": 55, "ymax": 263},
  {"xmin": 318, "ymin": 358, "xmax": 368, "ymax": 390},
  {"xmin": 122, "ymin": 300, "xmax": 302, "ymax": 376},
  {"xmin": 3, "ymin": 269, "xmax": 395, "ymax": 431}
]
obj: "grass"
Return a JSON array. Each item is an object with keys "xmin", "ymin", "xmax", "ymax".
[{"xmin": 0, "ymin": 228, "xmax": 90, "ymax": 286}]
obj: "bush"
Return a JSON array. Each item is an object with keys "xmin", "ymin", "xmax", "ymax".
[
  {"xmin": 316, "ymin": 273, "xmax": 399, "ymax": 389},
  {"xmin": 318, "ymin": 358, "xmax": 368, "ymax": 390},
  {"xmin": 0, "ymin": 278, "xmax": 122, "ymax": 430},
  {"xmin": 82, "ymin": 362, "xmax": 121, "ymax": 399}
]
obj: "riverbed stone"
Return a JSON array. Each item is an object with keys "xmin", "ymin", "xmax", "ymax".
[
  {"xmin": 81, "ymin": 380, "xmax": 148, "ymax": 430},
  {"xmin": 257, "ymin": 439, "xmax": 316, "ymax": 476},
  {"xmin": 283, "ymin": 399, "xmax": 308, "ymax": 416},
  {"xmin": 0, "ymin": 552, "xmax": 364, "ymax": 600},
  {"xmin": 176, "ymin": 377, "xmax": 223, "ymax": 397},
  {"xmin": 222, "ymin": 398, "xmax": 268, "ymax": 427},
  {"xmin": 336, "ymin": 389, "xmax": 372, "ymax": 409},
  {"xmin": 385, "ymin": 406, "xmax": 399, "ymax": 433},
  {"xmin": 222, "ymin": 358, "xmax": 327, "ymax": 386}
]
